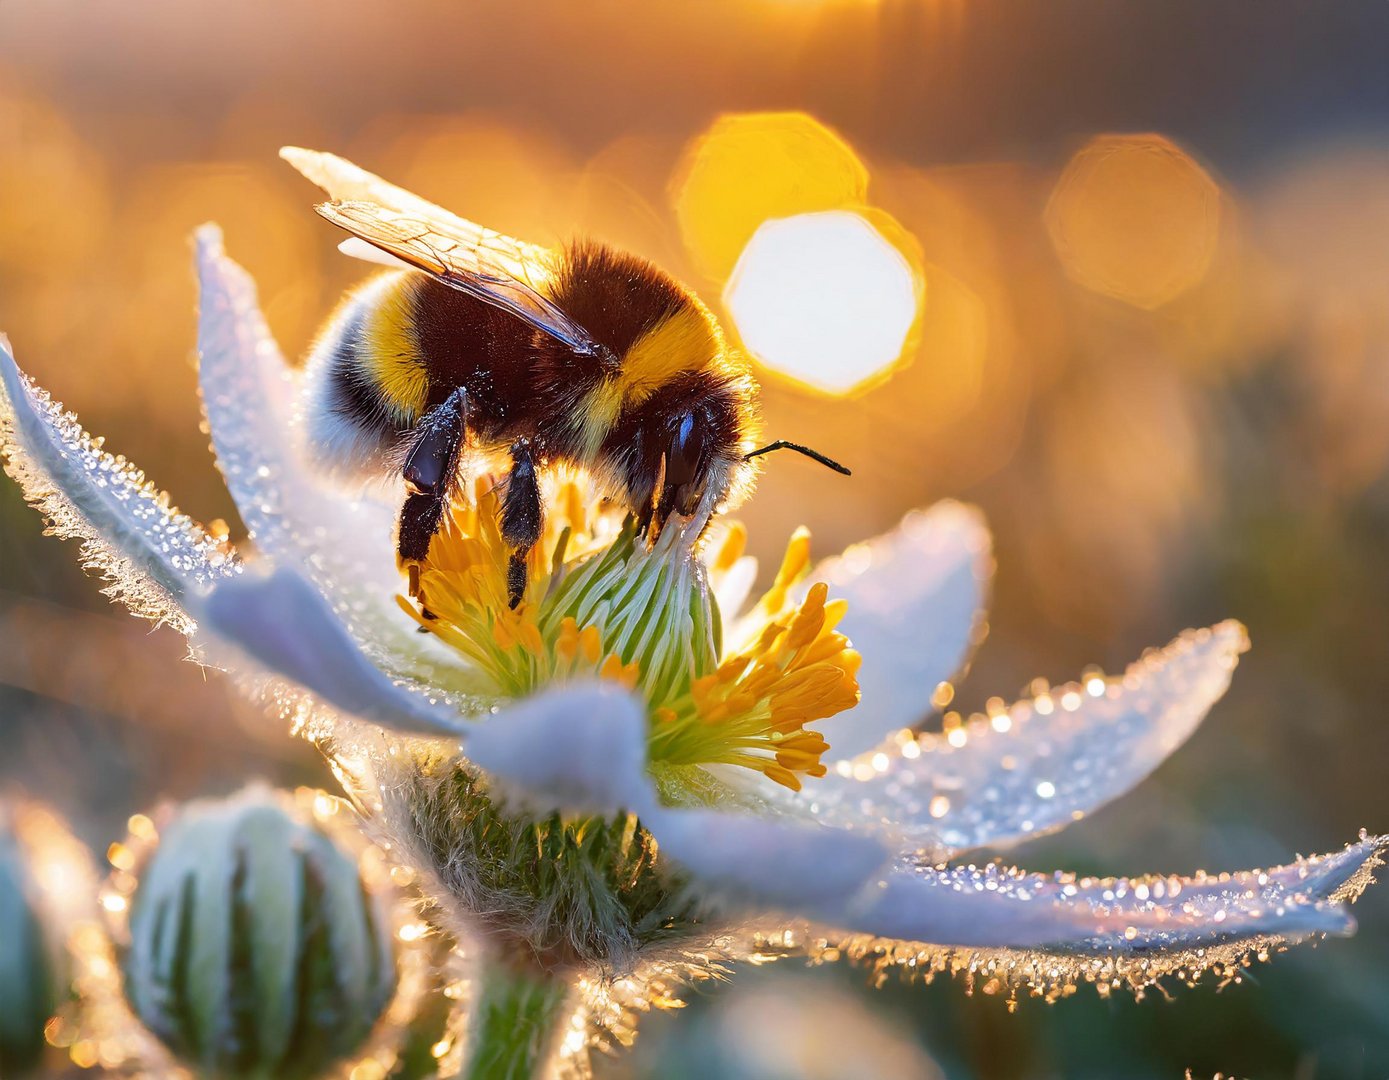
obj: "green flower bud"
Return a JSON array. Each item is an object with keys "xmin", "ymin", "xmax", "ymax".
[
  {"xmin": 121, "ymin": 786, "xmax": 401, "ymax": 1079},
  {"xmin": 0, "ymin": 802, "xmax": 82, "ymax": 1077}
]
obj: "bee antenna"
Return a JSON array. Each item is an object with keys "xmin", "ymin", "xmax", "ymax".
[{"xmin": 745, "ymin": 440, "xmax": 851, "ymax": 476}]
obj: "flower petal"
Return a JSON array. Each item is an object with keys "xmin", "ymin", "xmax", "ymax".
[
  {"xmin": 463, "ymin": 683, "xmax": 892, "ymax": 908},
  {"xmin": 195, "ymin": 225, "xmax": 388, "ymax": 585},
  {"xmin": 807, "ymin": 502, "xmax": 991, "ymax": 759},
  {"xmin": 809, "ymin": 622, "xmax": 1247, "ymax": 857},
  {"xmin": 195, "ymin": 227, "xmax": 472, "ymax": 689},
  {"xmin": 814, "ymin": 835, "xmax": 1384, "ymax": 998},
  {"xmin": 0, "ymin": 335, "xmax": 237, "ymax": 632},
  {"xmin": 646, "ymin": 805, "xmax": 889, "ymax": 908},
  {"xmin": 465, "ymin": 683, "xmax": 652, "ymax": 816},
  {"xmin": 192, "ymin": 564, "xmax": 466, "ymax": 736}
]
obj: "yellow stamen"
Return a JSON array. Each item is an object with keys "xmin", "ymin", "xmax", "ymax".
[
  {"xmin": 579, "ymin": 625, "xmax": 602, "ymax": 665},
  {"xmin": 401, "ymin": 475, "xmax": 859, "ymax": 792},
  {"xmin": 711, "ymin": 521, "xmax": 748, "ymax": 573},
  {"xmin": 648, "ymin": 535, "xmax": 861, "ymax": 790},
  {"xmin": 556, "ymin": 618, "xmax": 581, "ymax": 664},
  {"xmin": 599, "ymin": 654, "xmax": 642, "ymax": 689}
]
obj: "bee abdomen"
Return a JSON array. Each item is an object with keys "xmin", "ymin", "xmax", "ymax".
[{"xmin": 302, "ymin": 272, "xmax": 423, "ymax": 480}]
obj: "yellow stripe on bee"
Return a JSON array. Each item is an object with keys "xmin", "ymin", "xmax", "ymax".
[
  {"xmin": 570, "ymin": 302, "xmax": 731, "ymax": 454},
  {"xmin": 618, "ymin": 305, "xmax": 722, "ymax": 405},
  {"xmin": 574, "ymin": 381, "xmax": 626, "ymax": 458},
  {"xmin": 361, "ymin": 274, "xmax": 431, "ymax": 421}
]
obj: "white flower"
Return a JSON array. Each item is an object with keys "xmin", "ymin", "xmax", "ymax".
[{"xmin": 0, "ymin": 220, "xmax": 1382, "ymax": 1053}]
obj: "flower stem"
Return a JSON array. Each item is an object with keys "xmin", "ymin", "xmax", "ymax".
[{"xmin": 463, "ymin": 961, "xmax": 574, "ymax": 1080}]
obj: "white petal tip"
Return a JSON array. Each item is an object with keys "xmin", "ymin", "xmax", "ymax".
[
  {"xmin": 198, "ymin": 566, "xmax": 463, "ymax": 738},
  {"xmin": 813, "ymin": 498, "xmax": 993, "ymax": 759},
  {"xmin": 1, "ymin": 341, "xmax": 233, "ymax": 627},
  {"xmin": 465, "ymin": 684, "xmax": 651, "ymax": 817},
  {"xmin": 1219, "ymin": 618, "xmax": 1251, "ymax": 651},
  {"xmin": 1314, "ymin": 833, "xmax": 1389, "ymax": 904},
  {"xmin": 1196, "ymin": 618, "xmax": 1250, "ymax": 659},
  {"xmin": 1130, "ymin": 620, "xmax": 1249, "ymax": 681},
  {"xmin": 906, "ymin": 499, "xmax": 992, "ymax": 556},
  {"xmin": 193, "ymin": 222, "xmax": 226, "ymax": 257},
  {"xmin": 819, "ymin": 618, "xmax": 1254, "ymax": 855}
]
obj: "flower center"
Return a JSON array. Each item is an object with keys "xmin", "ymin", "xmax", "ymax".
[{"xmin": 399, "ymin": 475, "xmax": 860, "ymax": 791}]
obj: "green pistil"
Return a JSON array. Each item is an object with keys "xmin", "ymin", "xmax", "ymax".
[{"xmin": 538, "ymin": 519, "xmax": 720, "ymax": 710}]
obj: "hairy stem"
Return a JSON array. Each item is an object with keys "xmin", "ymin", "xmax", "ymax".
[{"xmin": 463, "ymin": 962, "xmax": 575, "ymax": 1080}]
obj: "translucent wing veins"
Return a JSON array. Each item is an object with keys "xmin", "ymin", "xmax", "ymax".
[{"xmin": 281, "ymin": 146, "xmax": 600, "ymax": 356}]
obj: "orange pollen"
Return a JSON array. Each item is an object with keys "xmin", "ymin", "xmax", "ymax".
[
  {"xmin": 398, "ymin": 476, "xmax": 859, "ymax": 791},
  {"xmin": 663, "ymin": 548, "xmax": 860, "ymax": 790}
]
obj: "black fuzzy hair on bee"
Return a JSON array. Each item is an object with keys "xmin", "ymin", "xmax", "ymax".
[{"xmin": 546, "ymin": 240, "xmax": 690, "ymax": 358}]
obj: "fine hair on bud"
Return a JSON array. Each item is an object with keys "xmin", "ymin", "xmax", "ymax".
[
  {"xmin": 0, "ymin": 801, "xmax": 96, "ymax": 1078},
  {"xmin": 374, "ymin": 747, "xmax": 712, "ymax": 974},
  {"xmin": 1, "ymin": 806, "xmax": 66, "ymax": 1076},
  {"xmin": 115, "ymin": 785, "xmax": 403, "ymax": 1079}
]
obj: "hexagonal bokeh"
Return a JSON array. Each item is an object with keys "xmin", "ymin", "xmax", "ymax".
[
  {"xmin": 725, "ymin": 209, "xmax": 923, "ymax": 396},
  {"xmin": 672, "ymin": 111, "xmax": 869, "ymax": 282},
  {"xmin": 1045, "ymin": 133, "xmax": 1222, "ymax": 310}
]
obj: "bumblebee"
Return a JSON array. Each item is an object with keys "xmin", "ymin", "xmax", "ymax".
[{"xmin": 282, "ymin": 147, "xmax": 848, "ymax": 607}]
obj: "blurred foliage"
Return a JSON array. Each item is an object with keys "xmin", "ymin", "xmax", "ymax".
[{"xmin": 2, "ymin": 1, "xmax": 1389, "ymax": 1076}]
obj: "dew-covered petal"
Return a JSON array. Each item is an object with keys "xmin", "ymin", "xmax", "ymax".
[
  {"xmin": 195, "ymin": 227, "xmax": 471, "ymax": 690},
  {"xmin": 808, "ymin": 622, "xmax": 1247, "ymax": 857},
  {"xmin": 195, "ymin": 225, "xmax": 388, "ymax": 591},
  {"xmin": 645, "ymin": 805, "xmax": 889, "ymax": 908},
  {"xmin": 193, "ymin": 565, "xmax": 465, "ymax": 736},
  {"xmin": 463, "ymin": 683, "xmax": 892, "ymax": 909},
  {"xmin": 806, "ymin": 502, "xmax": 992, "ymax": 759},
  {"xmin": 466, "ymin": 684, "xmax": 651, "ymax": 816},
  {"xmin": 816, "ymin": 835, "xmax": 1384, "ymax": 998},
  {"xmin": 841, "ymin": 846, "xmax": 1362, "ymax": 948},
  {"xmin": 0, "ymin": 336, "xmax": 238, "ymax": 633}
]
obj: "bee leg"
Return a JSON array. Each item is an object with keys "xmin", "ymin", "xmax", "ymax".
[
  {"xmin": 500, "ymin": 439, "xmax": 542, "ymax": 609},
  {"xmin": 397, "ymin": 388, "xmax": 468, "ymax": 566}
]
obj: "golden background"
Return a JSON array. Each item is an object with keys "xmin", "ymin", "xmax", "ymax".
[{"xmin": 2, "ymin": 2, "xmax": 1387, "ymax": 1075}]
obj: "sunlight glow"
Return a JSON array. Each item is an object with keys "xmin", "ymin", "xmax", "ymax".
[
  {"xmin": 673, "ymin": 112, "xmax": 868, "ymax": 281},
  {"xmin": 1045, "ymin": 133, "xmax": 1221, "ymax": 310},
  {"xmin": 725, "ymin": 210, "xmax": 921, "ymax": 395}
]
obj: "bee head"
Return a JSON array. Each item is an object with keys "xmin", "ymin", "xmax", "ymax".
[{"xmin": 603, "ymin": 370, "xmax": 752, "ymax": 530}]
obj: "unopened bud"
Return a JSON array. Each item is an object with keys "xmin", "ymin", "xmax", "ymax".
[
  {"xmin": 121, "ymin": 786, "xmax": 400, "ymax": 1078},
  {"xmin": 0, "ymin": 801, "xmax": 89, "ymax": 1077}
]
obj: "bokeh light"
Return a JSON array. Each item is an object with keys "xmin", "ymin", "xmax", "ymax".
[
  {"xmin": 1045, "ymin": 133, "xmax": 1221, "ymax": 310},
  {"xmin": 724, "ymin": 209, "xmax": 923, "ymax": 396},
  {"xmin": 2, "ymin": 6, "xmax": 1389, "ymax": 1075},
  {"xmin": 672, "ymin": 111, "xmax": 868, "ymax": 282},
  {"xmin": 635, "ymin": 972, "xmax": 946, "ymax": 1080},
  {"xmin": 0, "ymin": 87, "xmax": 110, "ymax": 282},
  {"xmin": 353, "ymin": 114, "xmax": 579, "ymax": 248}
]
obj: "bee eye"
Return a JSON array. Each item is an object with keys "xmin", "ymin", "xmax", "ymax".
[
  {"xmin": 660, "ymin": 411, "xmax": 708, "ymax": 517},
  {"xmin": 666, "ymin": 413, "xmax": 701, "ymax": 487}
]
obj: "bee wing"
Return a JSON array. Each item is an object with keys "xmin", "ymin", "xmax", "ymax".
[{"xmin": 281, "ymin": 146, "xmax": 600, "ymax": 356}]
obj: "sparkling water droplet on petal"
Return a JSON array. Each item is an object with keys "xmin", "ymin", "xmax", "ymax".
[
  {"xmin": 796, "ymin": 622, "xmax": 1249, "ymax": 857},
  {"xmin": 0, "ymin": 339, "xmax": 238, "ymax": 634}
]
